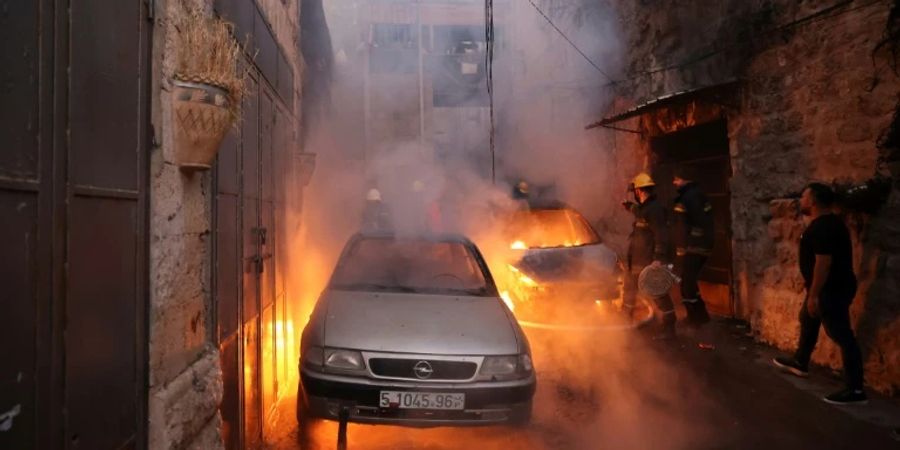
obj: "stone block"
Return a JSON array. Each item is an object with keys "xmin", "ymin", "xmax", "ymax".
[
  {"xmin": 769, "ymin": 199, "xmax": 799, "ymax": 219},
  {"xmin": 149, "ymin": 289, "xmax": 207, "ymax": 387},
  {"xmin": 187, "ymin": 413, "xmax": 224, "ymax": 450},
  {"xmin": 149, "ymin": 348, "xmax": 223, "ymax": 450},
  {"xmin": 836, "ymin": 121, "xmax": 873, "ymax": 144}
]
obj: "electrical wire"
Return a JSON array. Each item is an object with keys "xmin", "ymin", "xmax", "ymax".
[
  {"xmin": 525, "ymin": 0, "xmax": 615, "ymax": 82},
  {"xmin": 485, "ymin": 0, "xmax": 496, "ymax": 183}
]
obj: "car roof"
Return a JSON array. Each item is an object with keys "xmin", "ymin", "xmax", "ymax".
[
  {"xmin": 525, "ymin": 199, "xmax": 572, "ymax": 210},
  {"xmin": 351, "ymin": 231, "xmax": 476, "ymax": 246}
]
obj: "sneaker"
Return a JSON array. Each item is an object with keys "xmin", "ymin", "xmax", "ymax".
[
  {"xmin": 772, "ymin": 356, "xmax": 809, "ymax": 378},
  {"xmin": 823, "ymin": 388, "xmax": 868, "ymax": 405}
]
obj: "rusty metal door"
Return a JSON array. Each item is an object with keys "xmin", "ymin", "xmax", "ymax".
[
  {"xmin": 258, "ymin": 90, "xmax": 279, "ymax": 422},
  {"xmin": 1, "ymin": 0, "xmax": 151, "ymax": 448},
  {"xmin": 651, "ymin": 120, "xmax": 734, "ymax": 316},
  {"xmin": 242, "ymin": 74, "xmax": 264, "ymax": 449},
  {"xmin": 215, "ymin": 77, "xmax": 281, "ymax": 449},
  {"xmin": 216, "ymin": 101, "xmax": 243, "ymax": 450},
  {"xmin": 212, "ymin": 2, "xmax": 295, "ymax": 447}
]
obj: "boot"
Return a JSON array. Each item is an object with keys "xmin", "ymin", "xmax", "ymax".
[
  {"xmin": 652, "ymin": 309, "xmax": 677, "ymax": 340},
  {"xmin": 683, "ymin": 298, "xmax": 710, "ymax": 327}
]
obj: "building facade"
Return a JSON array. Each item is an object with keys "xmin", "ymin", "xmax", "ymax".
[
  {"xmin": 1, "ymin": 0, "xmax": 311, "ymax": 448},
  {"xmin": 325, "ymin": 0, "xmax": 511, "ymax": 177},
  {"xmin": 600, "ymin": 0, "xmax": 899, "ymax": 393}
]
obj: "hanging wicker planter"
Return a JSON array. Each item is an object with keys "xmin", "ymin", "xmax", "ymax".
[
  {"xmin": 173, "ymin": 79, "xmax": 233, "ymax": 171},
  {"xmin": 171, "ymin": 5, "xmax": 247, "ymax": 172}
]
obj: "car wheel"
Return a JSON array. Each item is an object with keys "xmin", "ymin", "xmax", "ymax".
[{"xmin": 508, "ymin": 400, "xmax": 533, "ymax": 427}]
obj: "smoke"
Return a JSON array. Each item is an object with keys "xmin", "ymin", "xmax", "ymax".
[
  {"xmin": 494, "ymin": 0, "xmax": 624, "ymax": 220},
  {"xmin": 282, "ymin": 1, "xmax": 729, "ymax": 449}
]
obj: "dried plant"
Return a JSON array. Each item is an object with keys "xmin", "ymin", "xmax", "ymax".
[{"xmin": 173, "ymin": 5, "xmax": 248, "ymax": 120}]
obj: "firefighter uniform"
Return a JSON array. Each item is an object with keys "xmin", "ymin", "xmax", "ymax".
[
  {"xmin": 673, "ymin": 181, "xmax": 713, "ymax": 326},
  {"xmin": 623, "ymin": 175, "xmax": 675, "ymax": 334}
]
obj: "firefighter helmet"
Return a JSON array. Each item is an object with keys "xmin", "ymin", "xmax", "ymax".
[
  {"xmin": 632, "ymin": 172, "xmax": 656, "ymax": 189},
  {"xmin": 516, "ymin": 181, "xmax": 529, "ymax": 194}
]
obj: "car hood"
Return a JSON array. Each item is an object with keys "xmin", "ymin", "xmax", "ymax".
[
  {"xmin": 321, "ymin": 290, "xmax": 520, "ymax": 355},
  {"xmin": 515, "ymin": 243, "xmax": 617, "ymax": 283}
]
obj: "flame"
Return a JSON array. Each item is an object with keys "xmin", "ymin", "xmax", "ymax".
[
  {"xmin": 507, "ymin": 264, "xmax": 538, "ymax": 287},
  {"xmin": 500, "ymin": 291, "xmax": 515, "ymax": 311},
  {"xmin": 510, "ymin": 240, "xmax": 527, "ymax": 250}
]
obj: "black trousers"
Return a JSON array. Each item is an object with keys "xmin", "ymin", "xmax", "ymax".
[
  {"xmin": 794, "ymin": 290, "xmax": 864, "ymax": 390},
  {"xmin": 678, "ymin": 253, "xmax": 707, "ymax": 300}
]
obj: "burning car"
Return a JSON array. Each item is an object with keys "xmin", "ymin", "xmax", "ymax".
[
  {"xmin": 499, "ymin": 202, "xmax": 625, "ymax": 327},
  {"xmin": 298, "ymin": 233, "xmax": 536, "ymax": 428}
]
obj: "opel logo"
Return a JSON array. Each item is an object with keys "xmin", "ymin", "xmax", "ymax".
[{"xmin": 413, "ymin": 360, "xmax": 434, "ymax": 379}]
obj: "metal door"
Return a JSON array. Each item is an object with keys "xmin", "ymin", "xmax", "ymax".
[
  {"xmin": 212, "ymin": 3, "xmax": 295, "ymax": 447},
  {"xmin": 216, "ymin": 111, "xmax": 243, "ymax": 449},
  {"xmin": 215, "ymin": 76, "xmax": 282, "ymax": 449},
  {"xmin": 259, "ymin": 90, "xmax": 279, "ymax": 420},
  {"xmin": 0, "ymin": 1, "xmax": 49, "ymax": 446},
  {"xmin": 0, "ymin": 0, "xmax": 151, "ymax": 448},
  {"xmin": 651, "ymin": 120, "xmax": 734, "ymax": 316}
]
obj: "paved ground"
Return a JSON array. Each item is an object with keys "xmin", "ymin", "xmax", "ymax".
[{"xmin": 266, "ymin": 319, "xmax": 900, "ymax": 450}]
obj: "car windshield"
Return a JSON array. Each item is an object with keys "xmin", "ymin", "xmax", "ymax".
[
  {"xmin": 330, "ymin": 238, "xmax": 491, "ymax": 296},
  {"xmin": 508, "ymin": 209, "xmax": 600, "ymax": 249}
]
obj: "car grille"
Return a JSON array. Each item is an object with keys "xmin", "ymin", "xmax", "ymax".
[{"xmin": 369, "ymin": 358, "xmax": 478, "ymax": 380}]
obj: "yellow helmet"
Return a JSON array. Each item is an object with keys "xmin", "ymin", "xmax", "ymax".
[{"xmin": 632, "ymin": 172, "xmax": 656, "ymax": 189}]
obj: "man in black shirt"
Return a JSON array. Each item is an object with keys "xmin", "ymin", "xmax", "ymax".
[{"xmin": 773, "ymin": 183, "xmax": 866, "ymax": 405}]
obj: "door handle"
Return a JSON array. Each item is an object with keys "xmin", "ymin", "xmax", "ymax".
[
  {"xmin": 251, "ymin": 227, "xmax": 268, "ymax": 245},
  {"xmin": 254, "ymin": 253, "xmax": 273, "ymax": 274}
]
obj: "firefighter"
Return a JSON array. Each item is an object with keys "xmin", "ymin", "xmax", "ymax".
[
  {"xmin": 361, "ymin": 188, "xmax": 392, "ymax": 232},
  {"xmin": 672, "ymin": 169, "xmax": 713, "ymax": 327},
  {"xmin": 511, "ymin": 180, "xmax": 531, "ymax": 211},
  {"xmin": 512, "ymin": 180, "xmax": 530, "ymax": 200},
  {"xmin": 622, "ymin": 172, "xmax": 675, "ymax": 338}
]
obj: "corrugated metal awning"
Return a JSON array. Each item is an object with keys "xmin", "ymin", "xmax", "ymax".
[{"xmin": 585, "ymin": 80, "xmax": 739, "ymax": 131}]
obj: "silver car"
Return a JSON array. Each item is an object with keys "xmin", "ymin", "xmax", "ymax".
[{"xmin": 298, "ymin": 233, "xmax": 535, "ymax": 428}]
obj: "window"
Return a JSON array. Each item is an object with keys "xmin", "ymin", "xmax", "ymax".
[
  {"xmin": 507, "ymin": 209, "xmax": 600, "ymax": 249},
  {"xmin": 331, "ymin": 238, "xmax": 491, "ymax": 296}
]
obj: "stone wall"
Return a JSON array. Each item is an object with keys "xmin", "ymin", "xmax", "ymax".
[
  {"xmin": 148, "ymin": 1, "xmax": 220, "ymax": 448},
  {"xmin": 608, "ymin": 0, "xmax": 900, "ymax": 393},
  {"xmin": 148, "ymin": 0, "xmax": 305, "ymax": 448}
]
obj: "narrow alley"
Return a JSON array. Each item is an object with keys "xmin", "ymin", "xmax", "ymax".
[{"xmin": 1, "ymin": 1, "xmax": 899, "ymax": 449}]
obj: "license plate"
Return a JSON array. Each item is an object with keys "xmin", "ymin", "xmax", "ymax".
[{"xmin": 379, "ymin": 391, "xmax": 465, "ymax": 410}]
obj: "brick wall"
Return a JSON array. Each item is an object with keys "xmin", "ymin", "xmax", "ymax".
[{"xmin": 608, "ymin": 0, "xmax": 900, "ymax": 393}]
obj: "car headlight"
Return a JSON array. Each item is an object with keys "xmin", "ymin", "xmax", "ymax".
[
  {"xmin": 479, "ymin": 355, "xmax": 533, "ymax": 380},
  {"xmin": 301, "ymin": 346, "xmax": 324, "ymax": 368},
  {"xmin": 324, "ymin": 348, "xmax": 366, "ymax": 371},
  {"xmin": 519, "ymin": 354, "xmax": 533, "ymax": 372}
]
